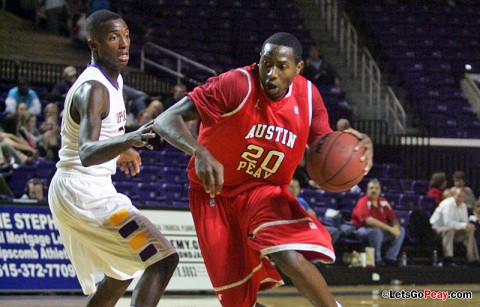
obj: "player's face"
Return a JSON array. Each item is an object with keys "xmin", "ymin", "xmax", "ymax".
[
  {"xmin": 259, "ymin": 43, "xmax": 304, "ymax": 101},
  {"xmin": 90, "ymin": 18, "xmax": 130, "ymax": 72}
]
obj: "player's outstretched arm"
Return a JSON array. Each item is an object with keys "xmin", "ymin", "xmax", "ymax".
[
  {"xmin": 153, "ymin": 97, "xmax": 224, "ymax": 197},
  {"xmin": 343, "ymin": 128, "xmax": 373, "ymax": 175},
  {"xmin": 73, "ymin": 81, "xmax": 155, "ymax": 167}
]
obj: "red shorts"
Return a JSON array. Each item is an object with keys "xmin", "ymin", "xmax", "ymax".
[{"xmin": 189, "ymin": 184, "xmax": 335, "ymax": 307}]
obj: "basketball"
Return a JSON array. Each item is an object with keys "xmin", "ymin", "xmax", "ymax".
[{"xmin": 306, "ymin": 131, "xmax": 366, "ymax": 192}]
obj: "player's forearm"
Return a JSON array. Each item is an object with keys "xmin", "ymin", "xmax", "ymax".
[
  {"xmin": 153, "ymin": 112, "xmax": 201, "ymax": 157},
  {"xmin": 79, "ymin": 133, "xmax": 135, "ymax": 167}
]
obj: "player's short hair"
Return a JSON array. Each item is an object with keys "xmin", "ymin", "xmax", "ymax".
[
  {"xmin": 86, "ymin": 9, "xmax": 122, "ymax": 39},
  {"xmin": 261, "ymin": 32, "xmax": 303, "ymax": 64}
]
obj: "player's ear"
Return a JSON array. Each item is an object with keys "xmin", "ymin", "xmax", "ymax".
[
  {"xmin": 88, "ymin": 39, "xmax": 97, "ymax": 51},
  {"xmin": 295, "ymin": 60, "xmax": 304, "ymax": 75}
]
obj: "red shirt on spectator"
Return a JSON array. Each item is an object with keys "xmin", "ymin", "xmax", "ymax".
[
  {"xmin": 351, "ymin": 195, "xmax": 397, "ymax": 228},
  {"xmin": 426, "ymin": 186, "xmax": 443, "ymax": 205}
]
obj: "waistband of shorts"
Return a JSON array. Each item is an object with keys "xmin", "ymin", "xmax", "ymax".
[{"xmin": 55, "ymin": 168, "xmax": 112, "ymax": 180}]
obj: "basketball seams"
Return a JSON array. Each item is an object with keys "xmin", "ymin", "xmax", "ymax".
[
  {"xmin": 319, "ymin": 133, "xmax": 357, "ymax": 185},
  {"xmin": 307, "ymin": 131, "xmax": 366, "ymax": 192}
]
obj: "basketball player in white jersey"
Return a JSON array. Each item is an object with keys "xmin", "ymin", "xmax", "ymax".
[{"xmin": 48, "ymin": 10, "xmax": 178, "ymax": 307}]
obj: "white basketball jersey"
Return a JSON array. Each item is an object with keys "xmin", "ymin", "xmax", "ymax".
[{"xmin": 57, "ymin": 65, "xmax": 127, "ymax": 176}]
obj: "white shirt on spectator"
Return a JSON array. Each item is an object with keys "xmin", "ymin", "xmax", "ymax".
[{"xmin": 430, "ymin": 196, "xmax": 469, "ymax": 231}]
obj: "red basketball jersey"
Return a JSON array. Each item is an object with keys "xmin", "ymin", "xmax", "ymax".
[{"xmin": 187, "ymin": 63, "xmax": 332, "ymax": 196}]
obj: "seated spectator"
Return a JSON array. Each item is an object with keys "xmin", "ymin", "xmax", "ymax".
[
  {"xmin": 288, "ymin": 178, "xmax": 341, "ymax": 244},
  {"xmin": 162, "ymin": 83, "xmax": 187, "ymax": 110},
  {"xmin": 37, "ymin": 115, "xmax": 61, "ymax": 161},
  {"xmin": 51, "ymin": 66, "xmax": 78, "ymax": 101},
  {"xmin": 5, "ymin": 76, "xmax": 41, "ymax": 115},
  {"xmin": 0, "ymin": 131, "xmax": 36, "ymax": 164},
  {"xmin": 17, "ymin": 112, "xmax": 40, "ymax": 150},
  {"xmin": 430, "ymin": 187, "xmax": 480, "ymax": 266},
  {"xmin": 302, "ymin": 46, "xmax": 338, "ymax": 86},
  {"xmin": 124, "ymin": 85, "xmax": 150, "ymax": 118},
  {"xmin": 450, "ymin": 170, "xmax": 476, "ymax": 210},
  {"xmin": 20, "ymin": 178, "xmax": 46, "ymax": 203},
  {"xmin": 351, "ymin": 179, "xmax": 405, "ymax": 266},
  {"xmin": 426, "ymin": 172, "xmax": 449, "ymax": 206}
]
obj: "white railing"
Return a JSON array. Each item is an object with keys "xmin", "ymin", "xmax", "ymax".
[
  {"xmin": 140, "ymin": 42, "xmax": 217, "ymax": 85},
  {"xmin": 314, "ymin": 0, "xmax": 406, "ymax": 135}
]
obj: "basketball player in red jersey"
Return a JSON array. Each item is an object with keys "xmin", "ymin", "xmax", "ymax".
[{"xmin": 153, "ymin": 32, "xmax": 373, "ymax": 306}]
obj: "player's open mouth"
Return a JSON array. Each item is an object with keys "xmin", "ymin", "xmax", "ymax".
[
  {"xmin": 266, "ymin": 83, "xmax": 278, "ymax": 90},
  {"xmin": 118, "ymin": 54, "xmax": 129, "ymax": 62}
]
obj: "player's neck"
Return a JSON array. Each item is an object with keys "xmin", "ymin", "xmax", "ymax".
[{"xmin": 89, "ymin": 60, "xmax": 120, "ymax": 89}]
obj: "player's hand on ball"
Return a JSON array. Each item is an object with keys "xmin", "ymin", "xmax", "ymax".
[
  {"xmin": 194, "ymin": 146, "xmax": 224, "ymax": 198},
  {"xmin": 118, "ymin": 148, "xmax": 142, "ymax": 176},
  {"xmin": 343, "ymin": 128, "xmax": 373, "ymax": 175}
]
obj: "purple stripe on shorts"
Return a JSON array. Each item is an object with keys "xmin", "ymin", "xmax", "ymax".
[
  {"xmin": 119, "ymin": 220, "xmax": 139, "ymax": 238},
  {"xmin": 140, "ymin": 244, "xmax": 157, "ymax": 262}
]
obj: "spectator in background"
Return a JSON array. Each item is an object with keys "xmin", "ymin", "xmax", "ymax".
[
  {"xmin": 427, "ymin": 172, "xmax": 449, "ymax": 206},
  {"xmin": 351, "ymin": 179, "xmax": 405, "ymax": 266},
  {"xmin": 450, "ymin": 170, "xmax": 476, "ymax": 210},
  {"xmin": 17, "ymin": 112, "xmax": 40, "ymax": 150},
  {"xmin": 302, "ymin": 46, "xmax": 338, "ymax": 86},
  {"xmin": 51, "ymin": 66, "xmax": 78, "ymax": 100},
  {"xmin": 20, "ymin": 178, "xmax": 46, "ymax": 203},
  {"xmin": 5, "ymin": 76, "xmax": 41, "ymax": 115},
  {"xmin": 294, "ymin": 150, "xmax": 322, "ymax": 189},
  {"xmin": 430, "ymin": 187, "xmax": 480, "ymax": 266},
  {"xmin": 124, "ymin": 85, "xmax": 150, "ymax": 119},
  {"xmin": 336, "ymin": 118, "xmax": 351, "ymax": 131},
  {"xmin": 288, "ymin": 178, "xmax": 341, "ymax": 245},
  {"xmin": 37, "ymin": 113, "xmax": 61, "ymax": 161},
  {"xmin": 45, "ymin": 0, "xmax": 68, "ymax": 35},
  {"xmin": 162, "ymin": 83, "xmax": 187, "ymax": 110}
]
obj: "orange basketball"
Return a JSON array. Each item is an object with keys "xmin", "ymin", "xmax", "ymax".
[{"xmin": 306, "ymin": 131, "xmax": 366, "ymax": 192}]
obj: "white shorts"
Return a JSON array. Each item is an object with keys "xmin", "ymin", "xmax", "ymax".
[{"xmin": 48, "ymin": 169, "xmax": 176, "ymax": 294}]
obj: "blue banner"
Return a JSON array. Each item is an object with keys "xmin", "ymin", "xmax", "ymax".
[{"xmin": 0, "ymin": 205, "xmax": 81, "ymax": 292}]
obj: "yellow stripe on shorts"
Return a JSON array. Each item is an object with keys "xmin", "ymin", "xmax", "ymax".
[
  {"xmin": 129, "ymin": 231, "xmax": 149, "ymax": 250},
  {"xmin": 109, "ymin": 209, "xmax": 130, "ymax": 226}
]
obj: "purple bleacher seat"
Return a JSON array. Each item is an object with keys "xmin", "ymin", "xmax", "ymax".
[
  {"xmin": 34, "ymin": 159, "xmax": 56, "ymax": 181},
  {"xmin": 315, "ymin": 196, "xmax": 338, "ymax": 209},
  {"xmin": 7, "ymin": 165, "xmax": 37, "ymax": 198},
  {"xmin": 413, "ymin": 180, "xmax": 430, "ymax": 195},
  {"xmin": 338, "ymin": 192, "xmax": 361, "ymax": 210},
  {"xmin": 379, "ymin": 178, "xmax": 402, "ymax": 193},
  {"xmin": 400, "ymin": 179, "xmax": 416, "ymax": 194},
  {"xmin": 113, "ymin": 181, "xmax": 139, "ymax": 200},
  {"xmin": 299, "ymin": 188, "xmax": 323, "ymax": 207},
  {"xmin": 400, "ymin": 194, "xmax": 422, "ymax": 211},
  {"xmin": 382, "ymin": 193, "xmax": 402, "ymax": 209},
  {"xmin": 418, "ymin": 196, "xmax": 436, "ymax": 215},
  {"xmin": 132, "ymin": 165, "xmax": 164, "ymax": 182},
  {"xmin": 160, "ymin": 183, "xmax": 183, "ymax": 201},
  {"xmin": 138, "ymin": 150, "xmax": 163, "ymax": 166},
  {"xmin": 137, "ymin": 182, "xmax": 166, "ymax": 202},
  {"xmin": 162, "ymin": 166, "xmax": 188, "ymax": 183}
]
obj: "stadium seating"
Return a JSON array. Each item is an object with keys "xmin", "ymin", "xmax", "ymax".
[{"xmin": 354, "ymin": 1, "xmax": 480, "ymax": 137}]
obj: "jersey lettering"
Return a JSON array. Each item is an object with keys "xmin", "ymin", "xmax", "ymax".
[
  {"xmin": 244, "ymin": 124, "xmax": 297, "ymax": 149},
  {"xmin": 237, "ymin": 144, "xmax": 285, "ymax": 179}
]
